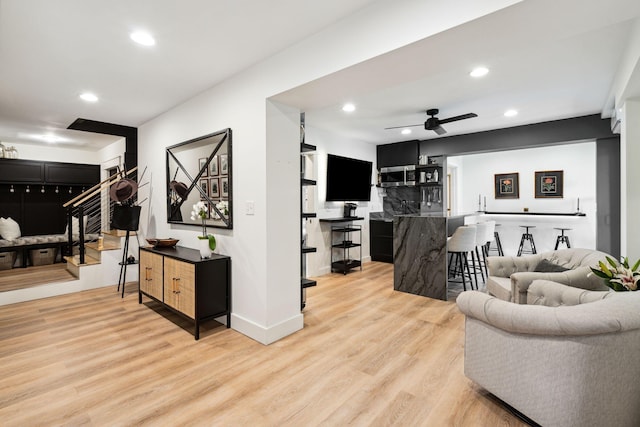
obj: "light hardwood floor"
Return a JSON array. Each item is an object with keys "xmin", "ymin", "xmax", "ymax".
[
  {"xmin": 0, "ymin": 262, "xmax": 76, "ymax": 292},
  {"xmin": 0, "ymin": 261, "xmax": 528, "ymax": 426}
]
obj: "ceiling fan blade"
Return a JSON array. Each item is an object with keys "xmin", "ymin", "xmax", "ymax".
[
  {"xmin": 432, "ymin": 125, "xmax": 447, "ymax": 135},
  {"xmin": 438, "ymin": 113, "xmax": 478, "ymax": 125},
  {"xmin": 384, "ymin": 124, "xmax": 422, "ymax": 130}
]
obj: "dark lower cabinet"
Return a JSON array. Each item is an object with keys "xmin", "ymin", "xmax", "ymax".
[{"xmin": 370, "ymin": 220, "xmax": 393, "ymax": 263}]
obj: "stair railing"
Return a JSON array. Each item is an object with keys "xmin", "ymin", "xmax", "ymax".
[{"xmin": 63, "ymin": 167, "xmax": 138, "ymax": 264}]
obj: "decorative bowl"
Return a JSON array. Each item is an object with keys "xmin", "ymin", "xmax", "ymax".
[{"xmin": 146, "ymin": 238, "xmax": 179, "ymax": 248}]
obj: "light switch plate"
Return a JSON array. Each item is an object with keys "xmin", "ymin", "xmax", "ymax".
[{"xmin": 246, "ymin": 201, "xmax": 255, "ymax": 215}]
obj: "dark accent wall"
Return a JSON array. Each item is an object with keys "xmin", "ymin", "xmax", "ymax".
[
  {"xmin": 379, "ymin": 114, "xmax": 620, "ymax": 255},
  {"xmin": 68, "ymin": 118, "xmax": 138, "ymax": 177},
  {"xmin": 596, "ymin": 137, "xmax": 620, "ymax": 257},
  {"xmin": 0, "ymin": 159, "xmax": 99, "ymax": 236}
]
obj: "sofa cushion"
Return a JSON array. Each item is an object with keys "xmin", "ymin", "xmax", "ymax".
[
  {"xmin": 534, "ymin": 259, "xmax": 570, "ymax": 273},
  {"xmin": 486, "ymin": 276, "xmax": 512, "ymax": 302}
]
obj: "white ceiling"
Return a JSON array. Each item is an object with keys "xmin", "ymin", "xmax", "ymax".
[
  {"xmin": 1, "ymin": 0, "xmax": 640, "ymax": 151},
  {"xmin": 0, "ymin": 0, "xmax": 378, "ymax": 150}
]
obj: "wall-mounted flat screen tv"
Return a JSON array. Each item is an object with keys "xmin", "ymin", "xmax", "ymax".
[{"xmin": 325, "ymin": 154, "xmax": 373, "ymax": 202}]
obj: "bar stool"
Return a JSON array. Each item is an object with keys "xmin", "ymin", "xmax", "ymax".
[
  {"xmin": 517, "ymin": 225, "xmax": 537, "ymax": 256},
  {"xmin": 488, "ymin": 223, "xmax": 504, "ymax": 256},
  {"xmin": 474, "ymin": 221, "xmax": 493, "ymax": 280},
  {"xmin": 554, "ymin": 228, "xmax": 572, "ymax": 249},
  {"xmin": 447, "ymin": 225, "xmax": 478, "ymax": 291}
]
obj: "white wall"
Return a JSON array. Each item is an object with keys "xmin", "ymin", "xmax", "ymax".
[
  {"xmin": 8, "ymin": 142, "xmax": 99, "ymax": 164},
  {"xmin": 449, "ymin": 142, "xmax": 597, "ymax": 255},
  {"xmin": 621, "ymin": 99, "xmax": 640, "ymax": 260},
  {"xmin": 303, "ymin": 124, "xmax": 382, "ymax": 277},
  {"xmin": 135, "ymin": 0, "xmax": 522, "ymax": 345}
]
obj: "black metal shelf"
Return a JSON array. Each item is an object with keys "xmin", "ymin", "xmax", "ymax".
[
  {"xmin": 331, "ymin": 226, "xmax": 361, "ymax": 233},
  {"xmin": 331, "ymin": 259, "xmax": 362, "ymax": 273},
  {"xmin": 302, "ymin": 212, "xmax": 317, "ymax": 219},
  {"xmin": 331, "ymin": 242, "xmax": 361, "ymax": 249},
  {"xmin": 302, "ymin": 246, "xmax": 317, "ymax": 253},
  {"xmin": 301, "ymin": 178, "xmax": 316, "ymax": 186},
  {"xmin": 301, "ymin": 143, "xmax": 316, "ymax": 153},
  {"xmin": 330, "ymin": 224, "xmax": 362, "ymax": 275},
  {"xmin": 301, "ymin": 278, "xmax": 317, "ymax": 288}
]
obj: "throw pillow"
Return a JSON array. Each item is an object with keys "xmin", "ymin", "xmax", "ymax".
[
  {"xmin": 0, "ymin": 217, "xmax": 21, "ymax": 240},
  {"xmin": 64, "ymin": 216, "xmax": 88, "ymax": 236},
  {"xmin": 534, "ymin": 259, "xmax": 570, "ymax": 273}
]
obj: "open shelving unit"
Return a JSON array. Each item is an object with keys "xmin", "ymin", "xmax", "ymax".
[
  {"xmin": 300, "ymin": 113, "xmax": 317, "ymax": 309},
  {"xmin": 330, "ymin": 224, "xmax": 362, "ymax": 275}
]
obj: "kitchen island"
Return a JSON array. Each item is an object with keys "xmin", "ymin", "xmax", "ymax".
[{"xmin": 392, "ymin": 213, "xmax": 469, "ymax": 301}]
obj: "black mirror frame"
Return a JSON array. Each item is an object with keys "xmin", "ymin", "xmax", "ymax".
[{"xmin": 166, "ymin": 128, "xmax": 233, "ymax": 229}]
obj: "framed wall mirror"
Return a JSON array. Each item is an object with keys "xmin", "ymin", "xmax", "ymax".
[{"xmin": 166, "ymin": 128, "xmax": 232, "ymax": 229}]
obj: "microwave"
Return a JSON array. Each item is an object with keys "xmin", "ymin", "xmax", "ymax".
[{"xmin": 380, "ymin": 165, "xmax": 416, "ymax": 187}]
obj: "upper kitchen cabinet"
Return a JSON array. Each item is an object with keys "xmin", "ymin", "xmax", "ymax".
[{"xmin": 376, "ymin": 140, "xmax": 419, "ymax": 168}]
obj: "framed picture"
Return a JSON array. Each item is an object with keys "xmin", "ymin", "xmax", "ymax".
[
  {"xmin": 209, "ymin": 177, "xmax": 220, "ymax": 198},
  {"xmin": 494, "ymin": 172, "xmax": 519, "ymax": 199},
  {"xmin": 199, "ymin": 179, "xmax": 209, "ymax": 199},
  {"xmin": 198, "ymin": 158, "xmax": 208, "ymax": 177},
  {"xmin": 220, "ymin": 154, "xmax": 228, "ymax": 175},
  {"xmin": 221, "ymin": 177, "xmax": 229, "ymax": 197},
  {"xmin": 535, "ymin": 170, "xmax": 564, "ymax": 198},
  {"xmin": 209, "ymin": 155, "xmax": 219, "ymax": 176}
]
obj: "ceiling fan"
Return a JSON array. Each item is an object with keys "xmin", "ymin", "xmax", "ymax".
[{"xmin": 385, "ymin": 108, "xmax": 478, "ymax": 135}]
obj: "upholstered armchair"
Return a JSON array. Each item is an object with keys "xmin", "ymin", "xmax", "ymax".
[
  {"xmin": 457, "ymin": 280, "xmax": 640, "ymax": 427},
  {"xmin": 486, "ymin": 248, "xmax": 611, "ymax": 303}
]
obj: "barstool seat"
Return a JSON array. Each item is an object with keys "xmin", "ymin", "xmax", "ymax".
[
  {"xmin": 554, "ymin": 227, "xmax": 572, "ymax": 250},
  {"xmin": 517, "ymin": 225, "xmax": 537, "ymax": 256},
  {"xmin": 447, "ymin": 225, "xmax": 478, "ymax": 291}
]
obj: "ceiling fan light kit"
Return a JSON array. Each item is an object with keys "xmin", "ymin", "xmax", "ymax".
[{"xmin": 386, "ymin": 108, "xmax": 478, "ymax": 135}]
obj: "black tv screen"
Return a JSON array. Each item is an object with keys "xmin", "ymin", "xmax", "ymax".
[{"xmin": 325, "ymin": 154, "xmax": 373, "ymax": 202}]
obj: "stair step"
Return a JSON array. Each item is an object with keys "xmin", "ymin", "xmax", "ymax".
[
  {"xmin": 103, "ymin": 229, "xmax": 136, "ymax": 238},
  {"xmin": 86, "ymin": 241, "xmax": 120, "ymax": 251},
  {"xmin": 64, "ymin": 254, "xmax": 101, "ymax": 267}
]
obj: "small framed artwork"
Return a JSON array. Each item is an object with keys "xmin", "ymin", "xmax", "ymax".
[
  {"xmin": 209, "ymin": 177, "xmax": 220, "ymax": 198},
  {"xmin": 209, "ymin": 155, "xmax": 219, "ymax": 176},
  {"xmin": 198, "ymin": 158, "xmax": 208, "ymax": 177},
  {"xmin": 535, "ymin": 170, "xmax": 564, "ymax": 198},
  {"xmin": 494, "ymin": 172, "xmax": 519, "ymax": 199},
  {"xmin": 221, "ymin": 177, "xmax": 229, "ymax": 197},
  {"xmin": 199, "ymin": 179, "xmax": 209, "ymax": 199},
  {"xmin": 220, "ymin": 154, "xmax": 228, "ymax": 175}
]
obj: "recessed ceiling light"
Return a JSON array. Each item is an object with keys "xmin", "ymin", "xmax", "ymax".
[
  {"xmin": 342, "ymin": 103, "xmax": 355, "ymax": 112},
  {"xmin": 470, "ymin": 67, "xmax": 489, "ymax": 78},
  {"xmin": 80, "ymin": 92, "xmax": 98, "ymax": 102},
  {"xmin": 130, "ymin": 31, "xmax": 156, "ymax": 46},
  {"xmin": 504, "ymin": 109, "xmax": 518, "ymax": 117},
  {"xmin": 401, "ymin": 129, "xmax": 412, "ymax": 135}
]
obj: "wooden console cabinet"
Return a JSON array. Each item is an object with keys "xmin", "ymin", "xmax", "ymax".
[{"xmin": 139, "ymin": 245, "xmax": 231, "ymax": 340}]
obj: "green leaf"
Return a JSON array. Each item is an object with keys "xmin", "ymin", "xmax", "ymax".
[
  {"xmin": 606, "ymin": 256, "xmax": 618, "ymax": 269},
  {"xmin": 599, "ymin": 261, "xmax": 613, "ymax": 277},
  {"xmin": 208, "ymin": 234, "xmax": 216, "ymax": 251},
  {"xmin": 621, "ymin": 257, "xmax": 630, "ymax": 269},
  {"xmin": 632, "ymin": 258, "xmax": 640, "ymax": 272},
  {"xmin": 590, "ymin": 268, "xmax": 610, "ymax": 279}
]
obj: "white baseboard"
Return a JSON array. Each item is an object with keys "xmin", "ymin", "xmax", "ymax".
[{"xmin": 230, "ymin": 312, "xmax": 303, "ymax": 345}]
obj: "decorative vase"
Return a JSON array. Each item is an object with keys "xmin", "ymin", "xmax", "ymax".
[{"xmin": 199, "ymin": 237, "xmax": 212, "ymax": 259}]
